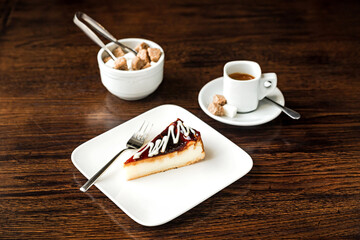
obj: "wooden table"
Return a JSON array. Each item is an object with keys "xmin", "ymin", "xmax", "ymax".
[{"xmin": 1, "ymin": 0, "xmax": 360, "ymax": 239}]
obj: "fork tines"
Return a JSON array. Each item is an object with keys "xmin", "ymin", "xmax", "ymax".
[{"xmin": 135, "ymin": 121, "xmax": 152, "ymax": 141}]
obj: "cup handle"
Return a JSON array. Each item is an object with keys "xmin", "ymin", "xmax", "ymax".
[{"xmin": 258, "ymin": 73, "xmax": 277, "ymax": 100}]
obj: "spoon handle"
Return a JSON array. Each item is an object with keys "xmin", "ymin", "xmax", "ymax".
[
  {"xmin": 265, "ymin": 97, "xmax": 301, "ymax": 119},
  {"xmin": 73, "ymin": 12, "xmax": 116, "ymax": 60},
  {"xmin": 79, "ymin": 12, "xmax": 137, "ymax": 55}
]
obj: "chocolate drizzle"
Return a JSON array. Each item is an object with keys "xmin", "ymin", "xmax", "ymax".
[{"xmin": 124, "ymin": 118, "xmax": 200, "ymax": 164}]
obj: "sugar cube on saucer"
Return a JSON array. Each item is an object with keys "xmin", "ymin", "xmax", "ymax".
[{"xmin": 223, "ymin": 104, "xmax": 237, "ymax": 118}]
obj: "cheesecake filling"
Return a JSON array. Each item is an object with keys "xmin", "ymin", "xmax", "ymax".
[{"xmin": 124, "ymin": 140, "xmax": 205, "ymax": 180}]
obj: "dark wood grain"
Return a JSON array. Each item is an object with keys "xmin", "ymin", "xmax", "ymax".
[{"xmin": 1, "ymin": 0, "xmax": 360, "ymax": 239}]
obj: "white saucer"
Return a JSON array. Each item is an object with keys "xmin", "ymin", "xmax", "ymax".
[{"xmin": 198, "ymin": 77, "xmax": 285, "ymax": 126}]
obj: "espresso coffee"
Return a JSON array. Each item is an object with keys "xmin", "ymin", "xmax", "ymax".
[{"xmin": 229, "ymin": 72, "xmax": 255, "ymax": 81}]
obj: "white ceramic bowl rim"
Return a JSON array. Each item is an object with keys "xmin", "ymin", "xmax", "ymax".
[{"xmin": 97, "ymin": 38, "xmax": 165, "ymax": 75}]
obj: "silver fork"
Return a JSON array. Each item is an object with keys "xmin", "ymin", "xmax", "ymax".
[{"xmin": 80, "ymin": 121, "xmax": 152, "ymax": 192}]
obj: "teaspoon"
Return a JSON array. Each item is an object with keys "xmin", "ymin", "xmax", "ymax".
[{"xmin": 265, "ymin": 97, "xmax": 301, "ymax": 119}]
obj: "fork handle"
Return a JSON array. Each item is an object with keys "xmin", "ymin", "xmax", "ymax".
[{"xmin": 80, "ymin": 148, "xmax": 129, "ymax": 192}]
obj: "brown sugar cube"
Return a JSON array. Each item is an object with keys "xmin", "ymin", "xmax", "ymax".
[
  {"xmin": 147, "ymin": 48, "xmax": 162, "ymax": 62},
  {"xmin": 113, "ymin": 47, "xmax": 125, "ymax": 57},
  {"xmin": 113, "ymin": 57, "xmax": 128, "ymax": 70},
  {"xmin": 213, "ymin": 94, "xmax": 227, "ymax": 106},
  {"xmin": 103, "ymin": 56, "xmax": 112, "ymax": 63},
  {"xmin": 142, "ymin": 62, "xmax": 151, "ymax": 69},
  {"xmin": 135, "ymin": 42, "xmax": 149, "ymax": 52},
  {"xmin": 137, "ymin": 49, "xmax": 150, "ymax": 64},
  {"xmin": 208, "ymin": 103, "xmax": 225, "ymax": 116},
  {"xmin": 131, "ymin": 56, "xmax": 146, "ymax": 70}
]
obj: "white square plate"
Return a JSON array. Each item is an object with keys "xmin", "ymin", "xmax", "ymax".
[{"xmin": 72, "ymin": 104, "xmax": 253, "ymax": 226}]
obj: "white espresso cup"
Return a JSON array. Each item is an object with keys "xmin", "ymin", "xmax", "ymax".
[{"xmin": 223, "ymin": 61, "xmax": 277, "ymax": 112}]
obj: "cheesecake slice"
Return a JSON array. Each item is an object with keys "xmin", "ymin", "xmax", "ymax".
[{"xmin": 123, "ymin": 118, "xmax": 205, "ymax": 180}]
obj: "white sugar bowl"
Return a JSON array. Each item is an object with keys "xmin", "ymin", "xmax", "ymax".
[{"xmin": 97, "ymin": 38, "xmax": 165, "ymax": 100}]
